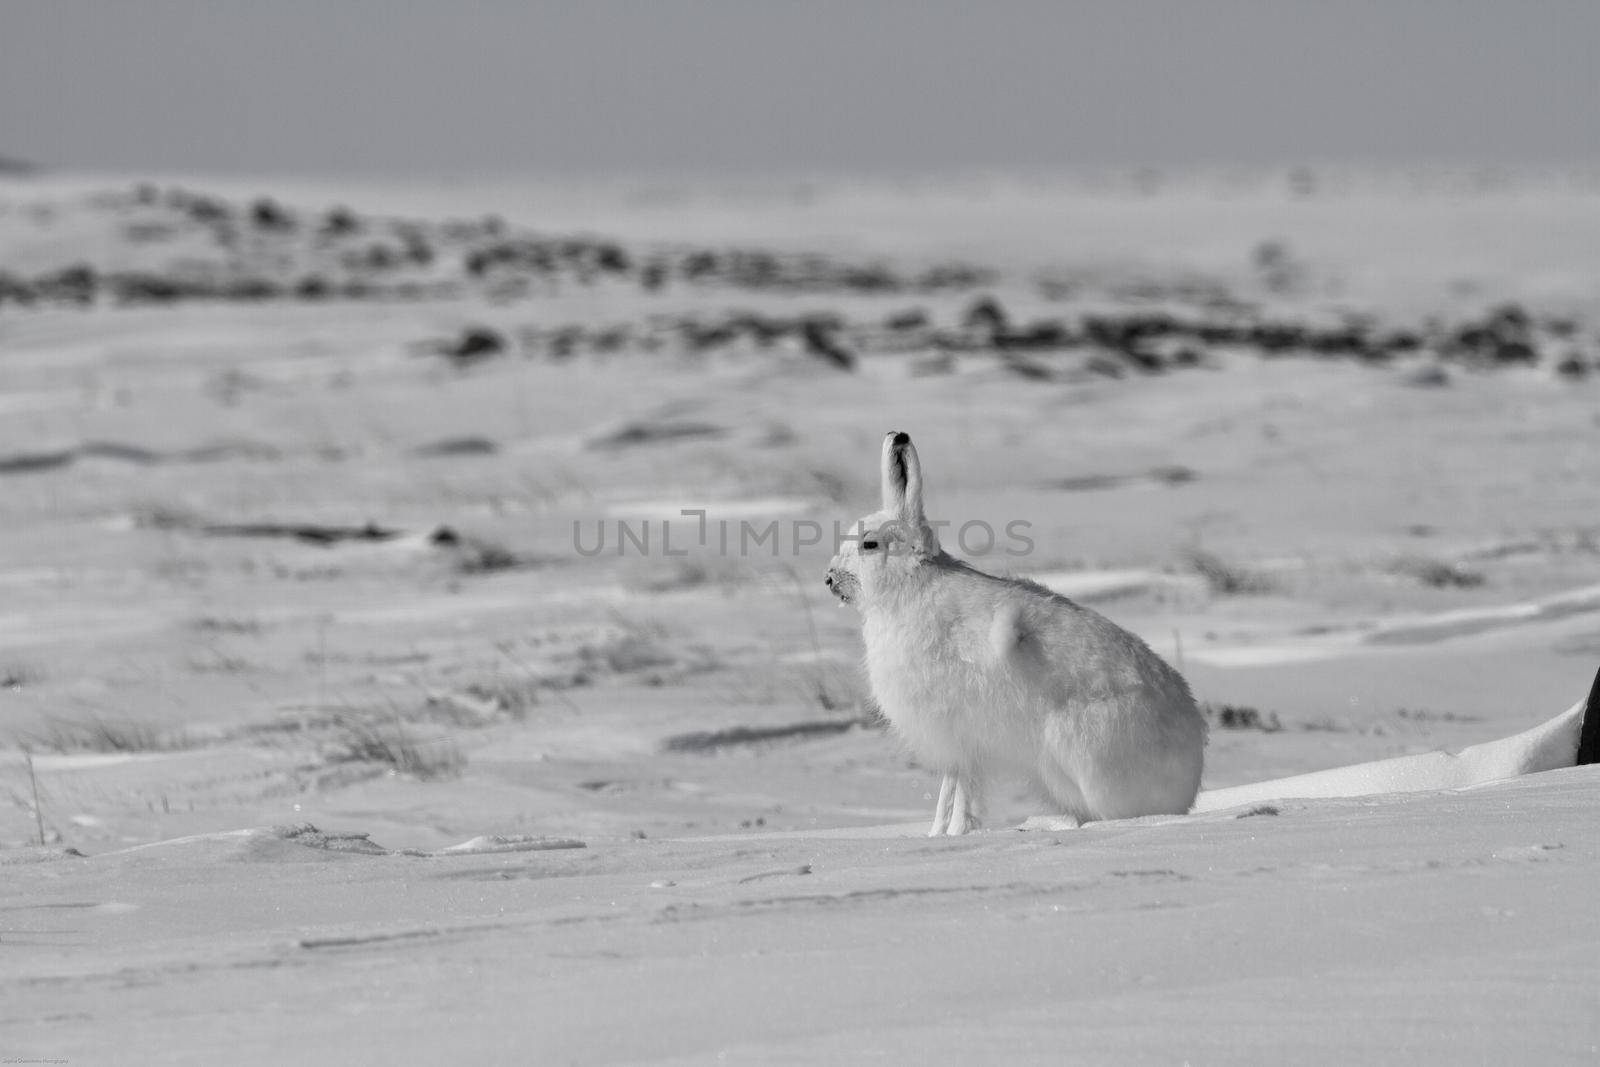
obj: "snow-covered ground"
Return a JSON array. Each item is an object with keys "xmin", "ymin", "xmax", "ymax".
[{"xmin": 2, "ymin": 169, "xmax": 1598, "ymax": 1062}]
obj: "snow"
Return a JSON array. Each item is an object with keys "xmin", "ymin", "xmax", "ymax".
[
  {"xmin": 2, "ymin": 168, "xmax": 1598, "ymax": 1062},
  {"xmin": 4, "ymin": 772, "xmax": 1598, "ymax": 1063},
  {"xmin": 1195, "ymin": 696, "xmax": 1589, "ymax": 810}
]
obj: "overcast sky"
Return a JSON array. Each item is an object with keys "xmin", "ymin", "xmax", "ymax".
[{"xmin": 2, "ymin": 1, "xmax": 1596, "ymax": 176}]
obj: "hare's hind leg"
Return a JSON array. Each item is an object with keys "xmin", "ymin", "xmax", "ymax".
[
  {"xmin": 1035, "ymin": 720, "xmax": 1096, "ymax": 824},
  {"xmin": 928, "ymin": 774, "xmax": 956, "ymax": 836}
]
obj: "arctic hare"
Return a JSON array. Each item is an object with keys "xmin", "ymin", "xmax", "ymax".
[{"xmin": 825, "ymin": 431, "xmax": 1206, "ymax": 835}]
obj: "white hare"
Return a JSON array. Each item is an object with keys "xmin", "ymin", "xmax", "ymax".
[{"xmin": 825, "ymin": 431, "xmax": 1207, "ymax": 835}]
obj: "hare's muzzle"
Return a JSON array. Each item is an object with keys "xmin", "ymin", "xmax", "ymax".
[{"xmin": 824, "ymin": 566, "xmax": 856, "ymax": 605}]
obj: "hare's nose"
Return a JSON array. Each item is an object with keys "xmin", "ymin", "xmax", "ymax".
[{"xmin": 824, "ymin": 575, "xmax": 834, "ymax": 589}]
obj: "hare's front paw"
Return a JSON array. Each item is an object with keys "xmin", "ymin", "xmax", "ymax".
[
  {"xmin": 945, "ymin": 807, "xmax": 980, "ymax": 836},
  {"xmin": 928, "ymin": 774, "xmax": 956, "ymax": 836},
  {"xmin": 928, "ymin": 774, "xmax": 981, "ymax": 836}
]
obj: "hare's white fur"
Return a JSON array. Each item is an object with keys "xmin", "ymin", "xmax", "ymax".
[{"xmin": 826, "ymin": 432, "xmax": 1206, "ymax": 835}]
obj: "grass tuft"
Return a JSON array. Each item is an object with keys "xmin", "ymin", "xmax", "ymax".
[
  {"xmin": 1, "ymin": 664, "xmax": 41, "ymax": 689},
  {"xmin": 1183, "ymin": 548, "xmax": 1276, "ymax": 596},
  {"xmin": 15, "ymin": 716, "xmax": 189, "ymax": 753},
  {"xmin": 324, "ymin": 713, "xmax": 464, "ymax": 780},
  {"xmin": 1389, "ymin": 556, "xmax": 1485, "ymax": 589},
  {"xmin": 1201, "ymin": 702, "xmax": 1283, "ymax": 732}
]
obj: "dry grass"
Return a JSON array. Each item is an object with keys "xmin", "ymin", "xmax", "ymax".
[
  {"xmin": 324, "ymin": 711, "xmax": 464, "ymax": 780},
  {"xmin": 1388, "ymin": 555, "xmax": 1486, "ymax": 589},
  {"xmin": 620, "ymin": 556, "xmax": 750, "ymax": 594},
  {"xmin": 1, "ymin": 663, "xmax": 41, "ymax": 689},
  {"xmin": 778, "ymin": 562, "xmax": 843, "ymax": 712},
  {"xmin": 187, "ymin": 615, "xmax": 267, "ymax": 635},
  {"xmin": 186, "ymin": 649, "xmax": 259, "ymax": 674},
  {"xmin": 581, "ymin": 632, "xmax": 679, "ymax": 676},
  {"xmin": 130, "ymin": 501, "xmax": 203, "ymax": 531},
  {"xmin": 449, "ymin": 538, "xmax": 525, "ymax": 575},
  {"xmin": 16, "ymin": 716, "xmax": 191, "ymax": 753},
  {"xmin": 1201, "ymin": 702, "xmax": 1283, "ymax": 732},
  {"xmin": 418, "ymin": 683, "xmax": 539, "ymax": 726},
  {"xmin": 428, "ymin": 526, "xmax": 532, "ymax": 575},
  {"xmin": 1183, "ymin": 548, "xmax": 1276, "ymax": 596}
]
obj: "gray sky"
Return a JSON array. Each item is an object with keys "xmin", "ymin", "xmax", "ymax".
[{"xmin": 2, "ymin": 0, "xmax": 1596, "ymax": 175}]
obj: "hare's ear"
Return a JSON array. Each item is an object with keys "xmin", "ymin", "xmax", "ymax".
[{"xmin": 880, "ymin": 431, "xmax": 925, "ymax": 522}]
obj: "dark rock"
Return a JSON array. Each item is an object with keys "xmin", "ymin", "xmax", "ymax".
[
  {"xmin": 884, "ymin": 308, "xmax": 929, "ymax": 331},
  {"xmin": 595, "ymin": 243, "xmax": 630, "ymax": 273},
  {"xmin": 916, "ymin": 262, "xmax": 994, "ymax": 291},
  {"xmin": 109, "ymin": 272, "xmax": 188, "ymax": 304},
  {"xmin": 1117, "ymin": 345, "xmax": 1165, "ymax": 372},
  {"xmin": 836, "ymin": 263, "xmax": 899, "ymax": 293},
  {"xmin": 321, "ymin": 206, "xmax": 361, "ymax": 237},
  {"xmin": 1488, "ymin": 302, "xmax": 1531, "ymax": 335},
  {"xmin": 1493, "ymin": 340, "xmax": 1538, "ymax": 365},
  {"xmin": 0, "ymin": 449, "xmax": 77, "ymax": 475},
  {"xmin": 1404, "ymin": 364, "xmax": 1451, "ymax": 388},
  {"xmin": 413, "ymin": 437, "xmax": 499, "ymax": 458},
  {"xmin": 1555, "ymin": 352, "xmax": 1589, "ymax": 379},
  {"xmin": 250, "ymin": 198, "xmax": 294, "ymax": 231},
  {"xmin": 799, "ymin": 318, "xmax": 856, "ymax": 371},
  {"xmin": 588, "ymin": 421, "xmax": 728, "ymax": 450},
  {"xmin": 963, "ymin": 296, "xmax": 1009, "ymax": 335},
  {"xmin": 295, "ymin": 275, "xmax": 330, "ymax": 300},
  {"xmin": 589, "ymin": 326, "xmax": 632, "ymax": 354},
  {"xmin": 681, "ymin": 251, "xmax": 719, "ymax": 281},
  {"xmin": 1195, "ymin": 322, "xmax": 1247, "ymax": 346},
  {"xmin": 171, "ymin": 189, "xmax": 230, "ymax": 223},
  {"xmin": 0, "ymin": 272, "xmax": 37, "ymax": 306},
  {"xmin": 1083, "ymin": 312, "xmax": 1178, "ymax": 352},
  {"xmin": 680, "ymin": 318, "xmax": 741, "ymax": 353},
  {"xmin": 727, "ymin": 312, "xmax": 790, "ymax": 347},
  {"xmin": 1306, "ymin": 326, "xmax": 1369, "ymax": 358},
  {"xmin": 547, "ymin": 326, "xmax": 585, "ymax": 360},
  {"xmin": 203, "ymin": 521, "xmax": 401, "ymax": 546},
  {"xmin": 1249, "ymin": 322, "xmax": 1306, "ymax": 353},
  {"xmin": 361, "ymin": 244, "xmax": 397, "ymax": 272},
  {"xmin": 394, "ymin": 225, "xmax": 433, "ymax": 266},
  {"xmin": 1085, "ymin": 355, "xmax": 1126, "ymax": 378},
  {"xmin": 445, "ymin": 327, "xmax": 506, "ymax": 365},
  {"xmin": 220, "ymin": 277, "xmax": 281, "ymax": 301},
  {"xmin": 1000, "ymin": 319, "xmax": 1073, "ymax": 351},
  {"xmin": 34, "ymin": 263, "xmax": 96, "ymax": 305},
  {"xmin": 998, "ymin": 352, "xmax": 1053, "ymax": 381},
  {"xmin": 640, "ymin": 260, "xmax": 668, "ymax": 291},
  {"xmin": 1378, "ymin": 329, "xmax": 1422, "ymax": 355}
]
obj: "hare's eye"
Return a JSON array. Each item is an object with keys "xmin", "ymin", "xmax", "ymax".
[{"xmin": 861, "ymin": 537, "xmax": 880, "ymax": 551}]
